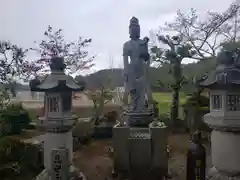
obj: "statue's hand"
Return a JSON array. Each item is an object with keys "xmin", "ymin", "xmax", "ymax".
[
  {"xmin": 143, "ymin": 37, "xmax": 149, "ymax": 43},
  {"xmin": 140, "ymin": 52, "xmax": 150, "ymax": 61}
]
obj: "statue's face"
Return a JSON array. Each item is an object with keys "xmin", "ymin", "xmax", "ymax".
[{"xmin": 129, "ymin": 25, "xmax": 140, "ymax": 39}]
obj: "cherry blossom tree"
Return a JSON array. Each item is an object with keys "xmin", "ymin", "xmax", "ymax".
[{"xmin": 30, "ymin": 26, "xmax": 95, "ymax": 76}]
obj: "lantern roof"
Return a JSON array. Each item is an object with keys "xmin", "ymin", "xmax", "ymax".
[
  {"xmin": 29, "ymin": 57, "xmax": 84, "ymax": 92},
  {"xmin": 200, "ymin": 49, "xmax": 240, "ymax": 90}
]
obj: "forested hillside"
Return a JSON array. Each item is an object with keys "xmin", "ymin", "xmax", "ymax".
[
  {"xmin": 14, "ymin": 58, "xmax": 216, "ymax": 93},
  {"xmin": 76, "ymin": 58, "xmax": 216, "ymax": 92}
]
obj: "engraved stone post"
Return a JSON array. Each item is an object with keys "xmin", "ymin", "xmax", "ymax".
[{"xmin": 51, "ymin": 148, "xmax": 69, "ymax": 180}]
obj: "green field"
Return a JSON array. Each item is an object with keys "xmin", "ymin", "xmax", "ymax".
[
  {"xmin": 25, "ymin": 92, "xmax": 188, "ymax": 120},
  {"xmin": 152, "ymin": 92, "xmax": 187, "ymax": 115}
]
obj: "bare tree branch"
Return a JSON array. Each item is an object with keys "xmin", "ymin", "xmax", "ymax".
[
  {"xmin": 163, "ymin": 3, "xmax": 240, "ymax": 60},
  {"xmin": 30, "ymin": 26, "xmax": 95, "ymax": 76},
  {"xmin": 0, "ymin": 41, "xmax": 32, "ymax": 107}
]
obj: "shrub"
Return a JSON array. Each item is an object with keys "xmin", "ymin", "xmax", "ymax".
[
  {"xmin": 198, "ymin": 96, "xmax": 209, "ymax": 107},
  {"xmin": 159, "ymin": 113, "xmax": 170, "ymax": 124},
  {"xmin": 92, "ymin": 111, "xmax": 118, "ymax": 139},
  {"xmin": 184, "ymin": 94, "xmax": 209, "ymax": 108},
  {"xmin": 0, "ymin": 137, "xmax": 43, "ymax": 180},
  {"xmin": 72, "ymin": 118, "xmax": 94, "ymax": 144},
  {"xmin": 0, "ymin": 103, "xmax": 31, "ymax": 135},
  {"xmin": 182, "ymin": 94, "xmax": 210, "ymax": 132},
  {"xmin": 103, "ymin": 111, "xmax": 118, "ymax": 123}
]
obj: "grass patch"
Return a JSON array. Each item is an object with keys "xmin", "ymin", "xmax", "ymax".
[
  {"xmin": 25, "ymin": 92, "xmax": 187, "ymax": 117},
  {"xmin": 158, "ymin": 101, "xmax": 171, "ymax": 114},
  {"xmin": 152, "ymin": 92, "xmax": 187, "ymax": 115}
]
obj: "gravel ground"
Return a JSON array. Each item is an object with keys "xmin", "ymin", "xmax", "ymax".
[{"xmin": 73, "ymin": 134, "xmax": 212, "ymax": 180}]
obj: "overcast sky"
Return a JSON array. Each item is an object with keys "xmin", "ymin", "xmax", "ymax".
[{"xmin": 0, "ymin": 0, "xmax": 236, "ymax": 75}]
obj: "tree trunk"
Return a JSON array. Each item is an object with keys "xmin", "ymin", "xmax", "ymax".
[
  {"xmin": 93, "ymin": 100, "xmax": 100, "ymax": 125},
  {"xmin": 98, "ymin": 87, "xmax": 105, "ymax": 117},
  {"xmin": 94, "ymin": 88, "xmax": 105, "ymax": 125},
  {"xmin": 170, "ymin": 60, "xmax": 181, "ymax": 124},
  {"xmin": 10, "ymin": 88, "xmax": 16, "ymax": 97},
  {"xmin": 171, "ymin": 86, "xmax": 180, "ymax": 123},
  {"xmin": 191, "ymin": 87, "xmax": 204, "ymax": 132}
]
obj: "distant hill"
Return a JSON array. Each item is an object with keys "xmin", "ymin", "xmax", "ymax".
[
  {"xmin": 79, "ymin": 67, "xmax": 165, "ymax": 91},
  {"xmin": 13, "ymin": 59, "xmax": 216, "ymax": 93},
  {"xmin": 0, "ymin": 82, "xmax": 30, "ymax": 91},
  {"xmin": 76, "ymin": 58, "xmax": 216, "ymax": 92}
]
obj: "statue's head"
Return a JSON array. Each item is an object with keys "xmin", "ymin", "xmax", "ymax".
[{"xmin": 129, "ymin": 17, "xmax": 140, "ymax": 39}]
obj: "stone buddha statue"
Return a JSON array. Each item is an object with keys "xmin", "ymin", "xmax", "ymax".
[{"xmin": 122, "ymin": 17, "xmax": 153, "ymax": 112}]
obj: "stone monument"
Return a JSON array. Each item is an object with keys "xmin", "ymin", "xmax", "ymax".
[
  {"xmin": 113, "ymin": 17, "xmax": 168, "ymax": 179},
  {"xmin": 30, "ymin": 57, "xmax": 86, "ymax": 180},
  {"xmin": 201, "ymin": 49, "xmax": 240, "ymax": 179}
]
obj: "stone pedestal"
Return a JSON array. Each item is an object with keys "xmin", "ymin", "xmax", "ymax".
[
  {"xmin": 113, "ymin": 122, "xmax": 168, "ymax": 179},
  {"xmin": 204, "ymin": 114, "xmax": 240, "ymax": 179},
  {"xmin": 124, "ymin": 109, "xmax": 154, "ymax": 127},
  {"xmin": 36, "ymin": 165, "xmax": 86, "ymax": 180},
  {"xmin": 44, "ymin": 132, "xmax": 73, "ymax": 170},
  {"xmin": 35, "ymin": 116, "xmax": 86, "ymax": 180}
]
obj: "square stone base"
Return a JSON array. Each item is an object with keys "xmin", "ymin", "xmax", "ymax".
[
  {"xmin": 112, "ymin": 122, "xmax": 168, "ymax": 179},
  {"xmin": 207, "ymin": 167, "xmax": 240, "ymax": 180},
  {"xmin": 35, "ymin": 166, "xmax": 86, "ymax": 180}
]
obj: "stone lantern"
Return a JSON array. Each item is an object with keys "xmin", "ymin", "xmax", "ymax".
[
  {"xmin": 201, "ymin": 50, "xmax": 240, "ymax": 179},
  {"xmin": 30, "ymin": 57, "xmax": 85, "ymax": 180}
]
